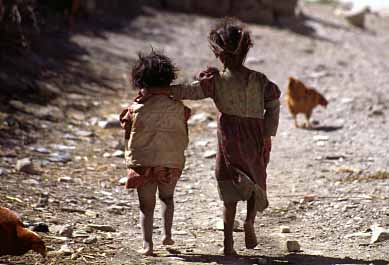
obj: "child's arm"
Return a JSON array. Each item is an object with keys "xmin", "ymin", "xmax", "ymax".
[
  {"xmin": 171, "ymin": 67, "xmax": 218, "ymax": 100},
  {"xmin": 263, "ymin": 76, "xmax": 281, "ymax": 138},
  {"xmin": 119, "ymin": 108, "xmax": 132, "ymax": 140}
]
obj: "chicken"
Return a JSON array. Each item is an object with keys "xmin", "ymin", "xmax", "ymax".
[
  {"xmin": 0, "ymin": 207, "xmax": 46, "ymax": 257},
  {"xmin": 285, "ymin": 77, "xmax": 328, "ymax": 128}
]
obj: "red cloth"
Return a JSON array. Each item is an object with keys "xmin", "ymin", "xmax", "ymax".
[{"xmin": 125, "ymin": 167, "xmax": 182, "ymax": 189}]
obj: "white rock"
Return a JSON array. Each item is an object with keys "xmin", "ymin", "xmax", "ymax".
[
  {"xmin": 111, "ymin": 150, "xmax": 125, "ymax": 158},
  {"xmin": 58, "ymin": 176, "xmax": 73, "ymax": 183},
  {"xmin": 83, "ymin": 236, "xmax": 97, "ymax": 244},
  {"xmin": 313, "ymin": 135, "xmax": 329, "ymax": 141},
  {"xmin": 49, "ymin": 153, "xmax": 72, "ymax": 163},
  {"xmin": 215, "ymin": 219, "xmax": 240, "ymax": 231},
  {"xmin": 87, "ymin": 224, "xmax": 116, "ymax": 232},
  {"xmin": 98, "ymin": 118, "xmax": 120, "ymax": 129},
  {"xmin": 59, "ymin": 224, "xmax": 74, "ymax": 238},
  {"xmin": 103, "ymin": 152, "xmax": 111, "ymax": 158},
  {"xmin": 119, "ymin": 177, "xmax": 127, "ymax": 185},
  {"xmin": 22, "ymin": 179, "xmax": 40, "ymax": 185},
  {"xmin": 280, "ymin": 226, "xmax": 291, "ymax": 233},
  {"xmin": 16, "ymin": 158, "xmax": 34, "ymax": 173},
  {"xmin": 370, "ymin": 224, "xmax": 389, "ymax": 244}
]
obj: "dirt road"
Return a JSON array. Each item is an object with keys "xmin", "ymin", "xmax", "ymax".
[{"xmin": 1, "ymin": 3, "xmax": 388, "ymax": 265}]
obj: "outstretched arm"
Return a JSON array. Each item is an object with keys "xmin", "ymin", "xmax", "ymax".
[{"xmin": 171, "ymin": 67, "xmax": 218, "ymax": 100}]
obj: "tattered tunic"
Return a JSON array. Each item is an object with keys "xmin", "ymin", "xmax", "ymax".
[
  {"xmin": 172, "ymin": 69, "xmax": 280, "ymax": 210},
  {"xmin": 119, "ymin": 91, "xmax": 191, "ymax": 189}
]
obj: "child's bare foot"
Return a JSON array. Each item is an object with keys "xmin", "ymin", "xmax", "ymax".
[
  {"xmin": 244, "ymin": 223, "xmax": 258, "ymax": 249},
  {"xmin": 137, "ymin": 242, "xmax": 153, "ymax": 256},
  {"xmin": 162, "ymin": 237, "xmax": 175, "ymax": 246}
]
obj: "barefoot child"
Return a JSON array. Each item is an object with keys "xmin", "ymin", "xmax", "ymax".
[
  {"xmin": 120, "ymin": 51, "xmax": 191, "ymax": 256},
  {"xmin": 172, "ymin": 18, "xmax": 281, "ymax": 255}
]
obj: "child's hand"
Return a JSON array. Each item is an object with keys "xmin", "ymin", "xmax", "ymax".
[
  {"xmin": 264, "ymin": 137, "xmax": 271, "ymax": 165},
  {"xmin": 198, "ymin": 67, "xmax": 218, "ymax": 89}
]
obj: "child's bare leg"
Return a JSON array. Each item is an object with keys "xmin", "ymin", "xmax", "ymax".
[
  {"xmin": 158, "ymin": 179, "xmax": 178, "ymax": 245},
  {"xmin": 222, "ymin": 201, "xmax": 238, "ymax": 255},
  {"xmin": 137, "ymin": 183, "xmax": 157, "ymax": 256},
  {"xmin": 244, "ymin": 194, "xmax": 258, "ymax": 249}
]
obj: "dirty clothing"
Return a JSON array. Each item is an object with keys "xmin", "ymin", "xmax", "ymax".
[
  {"xmin": 172, "ymin": 69, "xmax": 280, "ymax": 210},
  {"xmin": 120, "ymin": 90, "xmax": 191, "ymax": 189}
]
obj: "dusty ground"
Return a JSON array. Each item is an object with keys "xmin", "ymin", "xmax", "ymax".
[{"xmin": 1, "ymin": 3, "xmax": 389, "ymax": 265}]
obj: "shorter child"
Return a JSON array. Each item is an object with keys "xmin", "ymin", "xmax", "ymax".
[{"xmin": 120, "ymin": 51, "xmax": 191, "ymax": 256}]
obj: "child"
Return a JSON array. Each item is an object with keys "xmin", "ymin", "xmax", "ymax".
[
  {"xmin": 171, "ymin": 18, "xmax": 281, "ymax": 255},
  {"xmin": 120, "ymin": 51, "xmax": 191, "ymax": 256}
]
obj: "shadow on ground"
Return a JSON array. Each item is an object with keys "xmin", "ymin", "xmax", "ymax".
[{"xmin": 171, "ymin": 253, "xmax": 388, "ymax": 265}]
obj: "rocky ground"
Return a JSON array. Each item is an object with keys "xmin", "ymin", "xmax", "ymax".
[{"xmin": 1, "ymin": 2, "xmax": 389, "ymax": 265}]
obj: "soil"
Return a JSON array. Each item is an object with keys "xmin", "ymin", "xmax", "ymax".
[{"xmin": 1, "ymin": 3, "xmax": 389, "ymax": 265}]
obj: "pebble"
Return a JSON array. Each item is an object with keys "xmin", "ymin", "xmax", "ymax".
[
  {"xmin": 111, "ymin": 150, "xmax": 125, "ymax": 158},
  {"xmin": 370, "ymin": 224, "xmax": 389, "ymax": 244},
  {"xmin": 16, "ymin": 158, "xmax": 34, "ymax": 173},
  {"xmin": 58, "ymin": 176, "xmax": 73, "ymax": 183},
  {"xmin": 0, "ymin": 168, "xmax": 6, "ymax": 176},
  {"xmin": 58, "ymin": 244, "xmax": 73, "ymax": 255},
  {"xmin": 215, "ymin": 219, "xmax": 240, "ymax": 231},
  {"xmin": 22, "ymin": 179, "xmax": 40, "ymax": 185},
  {"xmin": 119, "ymin": 177, "xmax": 128, "ymax": 185},
  {"xmin": 107, "ymin": 205, "xmax": 126, "ymax": 215},
  {"xmin": 83, "ymin": 236, "xmax": 98, "ymax": 244},
  {"xmin": 280, "ymin": 226, "xmax": 291, "ymax": 233},
  {"xmin": 313, "ymin": 135, "xmax": 329, "ymax": 142},
  {"xmin": 32, "ymin": 147, "xmax": 50, "ymax": 154},
  {"xmin": 103, "ymin": 152, "xmax": 111, "ymax": 158},
  {"xmin": 98, "ymin": 118, "xmax": 120, "ymax": 129},
  {"xmin": 285, "ymin": 240, "xmax": 301, "ymax": 252},
  {"xmin": 74, "ymin": 130, "xmax": 94, "ymax": 137},
  {"xmin": 87, "ymin": 224, "xmax": 116, "ymax": 232},
  {"xmin": 203, "ymin": 150, "xmax": 217, "ymax": 159},
  {"xmin": 48, "ymin": 153, "xmax": 72, "ymax": 163},
  {"xmin": 51, "ymin": 144, "xmax": 76, "ymax": 151},
  {"xmin": 85, "ymin": 210, "xmax": 99, "ymax": 218},
  {"xmin": 59, "ymin": 224, "xmax": 74, "ymax": 238}
]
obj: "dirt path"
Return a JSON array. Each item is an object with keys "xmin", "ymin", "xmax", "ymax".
[{"xmin": 1, "ymin": 3, "xmax": 389, "ymax": 265}]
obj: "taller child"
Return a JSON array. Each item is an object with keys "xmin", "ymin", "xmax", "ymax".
[{"xmin": 172, "ymin": 18, "xmax": 281, "ymax": 255}]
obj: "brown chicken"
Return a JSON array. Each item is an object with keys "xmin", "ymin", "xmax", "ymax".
[
  {"xmin": 285, "ymin": 77, "xmax": 328, "ymax": 128},
  {"xmin": 0, "ymin": 207, "xmax": 46, "ymax": 257}
]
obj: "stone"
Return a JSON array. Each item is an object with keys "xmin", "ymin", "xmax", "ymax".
[
  {"xmin": 36, "ymin": 192, "xmax": 49, "ymax": 208},
  {"xmin": 32, "ymin": 147, "xmax": 50, "ymax": 154},
  {"xmin": 98, "ymin": 117, "xmax": 120, "ymax": 129},
  {"xmin": 38, "ymin": 83, "xmax": 61, "ymax": 98},
  {"xmin": 215, "ymin": 219, "xmax": 240, "ymax": 231},
  {"xmin": 83, "ymin": 236, "xmax": 97, "ymax": 244},
  {"xmin": 59, "ymin": 224, "xmax": 74, "ymax": 238},
  {"xmin": 313, "ymin": 135, "xmax": 329, "ymax": 141},
  {"xmin": 16, "ymin": 158, "xmax": 34, "ymax": 173},
  {"xmin": 58, "ymin": 244, "xmax": 73, "ymax": 255},
  {"xmin": 85, "ymin": 210, "xmax": 99, "ymax": 218},
  {"xmin": 58, "ymin": 176, "xmax": 73, "ymax": 183},
  {"xmin": 203, "ymin": 150, "xmax": 217, "ymax": 159},
  {"xmin": 22, "ymin": 179, "xmax": 40, "ymax": 185},
  {"xmin": 107, "ymin": 205, "xmax": 125, "ymax": 215},
  {"xmin": 370, "ymin": 224, "xmax": 389, "ymax": 244},
  {"xmin": 87, "ymin": 224, "xmax": 116, "ymax": 232},
  {"xmin": 51, "ymin": 144, "xmax": 76, "ymax": 151},
  {"xmin": 48, "ymin": 153, "xmax": 72, "ymax": 163},
  {"xmin": 303, "ymin": 194, "xmax": 317, "ymax": 203},
  {"xmin": 119, "ymin": 177, "xmax": 128, "ymax": 185},
  {"xmin": 285, "ymin": 240, "xmax": 301, "ymax": 252},
  {"xmin": 74, "ymin": 130, "xmax": 94, "ymax": 137},
  {"xmin": 111, "ymin": 150, "xmax": 125, "ymax": 158},
  {"xmin": 280, "ymin": 226, "xmax": 291, "ymax": 233}
]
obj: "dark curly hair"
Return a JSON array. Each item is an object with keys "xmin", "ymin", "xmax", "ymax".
[
  {"xmin": 131, "ymin": 51, "xmax": 178, "ymax": 89},
  {"xmin": 209, "ymin": 17, "xmax": 253, "ymax": 68}
]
